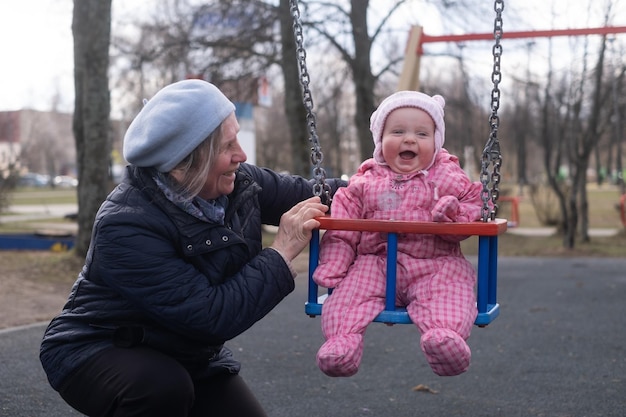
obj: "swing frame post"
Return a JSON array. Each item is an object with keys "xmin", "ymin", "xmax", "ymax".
[
  {"xmin": 307, "ymin": 229, "xmax": 322, "ymax": 314},
  {"xmin": 619, "ymin": 194, "xmax": 626, "ymax": 227},
  {"xmin": 384, "ymin": 233, "xmax": 398, "ymax": 313},
  {"xmin": 475, "ymin": 235, "xmax": 500, "ymax": 327},
  {"xmin": 375, "ymin": 232, "xmax": 412, "ymax": 325}
]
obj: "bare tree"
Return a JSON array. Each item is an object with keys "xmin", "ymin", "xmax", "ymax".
[
  {"xmin": 109, "ymin": 0, "xmax": 502, "ymax": 180},
  {"xmin": 111, "ymin": 0, "xmax": 313, "ymax": 173},
  {"xmin": 18, "ymin": 111, "xmax": 75, "ymax": 179},
  {"xmin": 607, "ymin": 38, "xmax": 626, "ymax": 194},
  {"xmin": 302, "ymin": 0, "xmax": 408, "ymax": 160},
  {"xmin": 310, "ymin": 55, "xmax": 354, "ymax": 177},
  {"xmin": 539, "ymin": 33, "xmax": 614, "ymax": 249},
  {"xmin": 72, "ymin": 0, "xmax": 112, "ymax": 256},
  {"xmin": 279, "ymin": 0, "xmax": 310, "ymax": 176},
  {"xmin": 254, "ymin": 86, "xmax": 294, "ymax": 171},
  {"xmin": 573, "ymin": 35, "xmax": 610, "ymax": 244}
]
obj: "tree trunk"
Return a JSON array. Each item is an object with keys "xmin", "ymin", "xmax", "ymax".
[
  {"xmin": 72, "ymin": 0, "xmax": 112, "ymax": 257},
  {"xmin": 579, "ymin": 171, "xmax": 590, "ymax": 242},
  {"xmin": 594, "ymin": 146, "xmax": 603, "ymax": 186},
  {"xmin": 349, "ymin": 0, "xmax": 376, "ymax": 161},
  {"xmin": 279, "ymin": 0, "xmax": 312, "ymax": 177},
  {"xmin": 564, "ymin": 204, "xmax": 576, "ymax": 248},
  {"xmin": 615, "ymin": 72, "xmax": 625, "ymax": 194},
  {"xmin": 576, "ymin": 35, "xmax": 608, "ymax": 243}
]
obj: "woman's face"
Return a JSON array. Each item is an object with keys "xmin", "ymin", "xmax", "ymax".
[
  {"xmin": 381, "ymin": 107, "xmax": 436, "ymax": 174},
  {"xmin": 199, "ymin": 113, "xmax": 247, "ymax": 200}
]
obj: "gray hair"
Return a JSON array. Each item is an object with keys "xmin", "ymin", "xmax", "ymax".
[{"xmin": 168, "ymin": 125, "xmax": 221, "ymax": 201}]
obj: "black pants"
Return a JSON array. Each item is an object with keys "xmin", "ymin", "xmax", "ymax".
[{"xmin": 58, "ymin": 346, "xmax": 268, "ymax": 417}]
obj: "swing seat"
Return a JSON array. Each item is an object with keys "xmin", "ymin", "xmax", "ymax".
[{"xmin": 306, "ymin": 217, "xmax": 508, "ymax": 327}]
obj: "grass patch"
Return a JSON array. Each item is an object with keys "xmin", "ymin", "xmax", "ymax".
[
  {"xmin": 9, "ymin": 189, "xmax": 78, "ymax": 205},
  {"xmin": 2, "ymin": 228, "xmax": 623, "ymax": 293},
  {"xmin": 461, "ymin": 229, "xmax": 626, "ymax": 258},
  {"xmin": 1, "ymin": 250, "xmax": 83, "ymax": 285},
  {"xmin": 499, "ymin": 185, "xmax": 623, "ymax": 229},
  {"xmin": 1, "ymin": 186, "xmax": 623, "ymax": 289}
]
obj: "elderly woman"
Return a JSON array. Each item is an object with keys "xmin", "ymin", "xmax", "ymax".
[{"xmin": 40, "ymin": 79, "xmax": 344, "ymax": 417}]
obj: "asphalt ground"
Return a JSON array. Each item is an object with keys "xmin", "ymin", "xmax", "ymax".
[{"xmin": 1, "ymin": 256, "xmax": 625, "ymax": 417}]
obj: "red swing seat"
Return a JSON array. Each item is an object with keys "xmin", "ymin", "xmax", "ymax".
[{"xmin": 305, "ymin": 217, "xmax": 507, "ymax": 326}]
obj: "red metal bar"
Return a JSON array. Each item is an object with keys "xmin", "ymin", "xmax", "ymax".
[
  {"xmin": 316, "ymin": 217, "xmax": 508, "ymax": 236},
  {"xmin": 499, "ymin": 196, "xmax": 520, "ymax": 227},
  {"xmin": 415, "ymin": 26, "xmax": 626, "ymax": 56},
  {"xmin": 619, "ymin": 194, "xmax": 626, "ymax": 227},
  {"xmin": 420, "ymin": 26, "xmax": 626, "ymax": 44}
]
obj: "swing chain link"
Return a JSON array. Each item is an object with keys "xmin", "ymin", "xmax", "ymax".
[
  {"xmin": 289, "ymin": 0, "xmax": 332, "ymax": 206},
  {"xmin": 480, "ymin": 0, "xmax": 504, "ymax": 222}
]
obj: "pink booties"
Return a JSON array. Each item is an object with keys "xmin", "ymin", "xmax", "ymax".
[
  {"xmin": 316, "ymin": 334, "xmax": 364, "ymax": 377},
  {"xmin": 420, "ymin": 328, "xmax": 471, "ymax": 376}
]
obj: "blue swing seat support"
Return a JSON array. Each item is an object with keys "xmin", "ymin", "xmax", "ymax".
[{"xmin": 306, "ymin": 217, "xmax": 507, "ymax": 326}]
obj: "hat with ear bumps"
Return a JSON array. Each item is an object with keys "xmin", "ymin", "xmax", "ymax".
[{"xmin": 370, "ymin": 91, "xmax": 445, "ymax": 168}]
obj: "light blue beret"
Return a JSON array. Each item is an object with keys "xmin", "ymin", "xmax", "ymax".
[{"xmin": 123, "ymin": 79, "xmax": 236, "ymax": 172}]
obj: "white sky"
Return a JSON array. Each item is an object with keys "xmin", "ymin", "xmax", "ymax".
[
  {"xmin": 0, "ymin": 0, "xmax": 625, "ymax": 113},
  {"xmin": 0, "ymin": 0, "xmax": 74, "ymax": 111},
  {"xmin": 0, "ymin": 0, "xmax": 140, "ymax": 112}
]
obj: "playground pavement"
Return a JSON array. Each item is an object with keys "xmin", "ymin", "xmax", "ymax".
[{"xmin": 1, "ymin": 256, "xmax": 626, "ymax": 417}]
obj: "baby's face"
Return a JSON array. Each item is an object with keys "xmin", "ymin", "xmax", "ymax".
[{"xmin": 381, "ymin": 107, "xmax": 436, "ymax": 174}]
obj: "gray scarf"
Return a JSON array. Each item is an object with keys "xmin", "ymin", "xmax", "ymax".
[{"xmin": 153, "ymin": 172, "xmax": 227, "ymax": 224}]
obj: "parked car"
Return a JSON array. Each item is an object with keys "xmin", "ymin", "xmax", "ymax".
[
  {"xmin": 53, "ymin": 175, "xmax": 78, "ymax": 188},
  {"xmin": 18, "ymin": 173, "xmax": 51, "ymax": 188}
]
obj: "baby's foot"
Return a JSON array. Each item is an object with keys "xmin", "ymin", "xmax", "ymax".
[
  {"xmin": 421, "ymin": 328, "xmax": 471, "ymax": 376},
  {"xmin": 316, "ymin": 334, "xmax": 363, "ymax": 377}
]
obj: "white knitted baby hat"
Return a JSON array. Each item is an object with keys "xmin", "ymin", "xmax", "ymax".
[{"xmin": 370, "ymin": 91, "xmax": 446, "ymax": 168}]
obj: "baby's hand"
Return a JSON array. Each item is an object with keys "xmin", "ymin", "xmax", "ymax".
[
  {"xmin": 431, "ymin": 196, "xmax": 459, "ymax": 222},
  {"xmin": 313, "ymin": 262, "xmax": 347, "ymax": 288}
]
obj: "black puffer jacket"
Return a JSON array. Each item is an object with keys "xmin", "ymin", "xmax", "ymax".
[{"xmin": 40, "ymin": 164, "xmax": 343, "ymax": 390}]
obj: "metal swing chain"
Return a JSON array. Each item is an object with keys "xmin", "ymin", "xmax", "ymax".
[
  {"xmin": 289, "ymin": 0, "xmax": 332, "ymax": 206},
  {"xmin": 480, "ymin": 0, "xmax": 504, "ymax": 222}
]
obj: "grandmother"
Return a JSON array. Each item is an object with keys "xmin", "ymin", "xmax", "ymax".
[{"xmin": 40, "ymin": 79, "xmax": 344, "ymax": 417}]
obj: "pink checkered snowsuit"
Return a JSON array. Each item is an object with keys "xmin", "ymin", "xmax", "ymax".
[{"xmin": 313, "ymin": 150, "xmax": 483, "ymax": 377}]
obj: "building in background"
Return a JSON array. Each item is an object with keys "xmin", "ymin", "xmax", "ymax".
[
  {"xmin": 0, "ymin": 109, "xmax": 126, "ymax": 183},
  {"xmin": 0, "ymin": 78, "xmax": 266, "ymax": 184},
  {"xmin": 0, "ymin": 111, "xmax": 23, "ymax": 177}
]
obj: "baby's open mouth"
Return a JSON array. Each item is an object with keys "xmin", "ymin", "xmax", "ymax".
[{"xmin": 400, "ymin": 151, "xmax": 416, "ymax": 160}]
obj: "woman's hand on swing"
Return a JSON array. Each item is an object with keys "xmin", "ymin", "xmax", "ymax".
[{"xmin": 271, "ymin": 196, "xmax": 329, "ymax": 261}]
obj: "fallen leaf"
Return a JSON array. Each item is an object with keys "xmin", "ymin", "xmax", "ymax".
[{"xmin": 412, "ymin": 384, "xmax": 438, "ymax": 394}]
